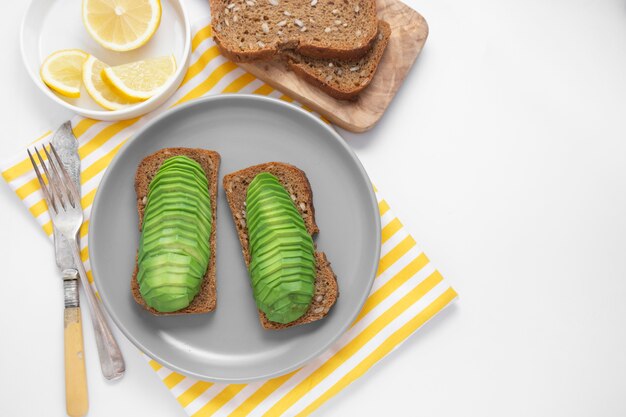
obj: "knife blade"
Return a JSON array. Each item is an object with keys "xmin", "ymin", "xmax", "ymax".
[{"xmin": 51, "ymin": 121, "xmax": 81, "ymax": 273}]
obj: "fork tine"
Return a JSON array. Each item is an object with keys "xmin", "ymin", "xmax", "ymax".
[
  {"xmin": 34, "ymin": 146, "xmax": 66, "ymax": 210},
  {"xmin": 41, "ymin": 145, "xmax": 71, "ymax": 210},
  {"xmin": 49, "ymin": 143, "xmax": 79, "ymax": 207},
  {"xmin": 27, "ymin": 148, "xmax": 57, "ymax": 213}
]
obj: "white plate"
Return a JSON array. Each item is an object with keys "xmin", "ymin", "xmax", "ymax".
[{"xmin": 21, "ymin": 0, "xmax": 191, "ymax": 121}]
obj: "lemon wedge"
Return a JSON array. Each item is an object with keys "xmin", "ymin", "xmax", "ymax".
[
  {"xmin": 83, "ymin": 55, "xmax": 141, "ymax": 110},
  {"xmin": 82, "ymin": 0, "xmax": 162, "ymax": 51},
  {"xmin": 102, "ymin": 55, "xmax": 176, "ymax": 100},
  {"xmin": 40, "ymin": 49, "xmax": 89, "ymax": 98}
]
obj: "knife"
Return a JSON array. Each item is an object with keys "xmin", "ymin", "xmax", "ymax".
[
  {"xmin": 52, "ymin": 122, "xmax": 126, "ymax": 383},
  {"xmin": 51, "ymin": 121, "xmax": 88, "ymax": 417}
]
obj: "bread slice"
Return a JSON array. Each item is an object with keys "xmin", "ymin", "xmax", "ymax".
[
  {"xmin": 284, "ymin": 20, "xmax": 391, "ymax": 100},
  {"xmin": 223, "ymin": 162, "xmax": 339, "ymax": 329},
  {"xmin": 210, "ymin": 0, "xmax": 379, "ymax": 62},
  {"xmin": 132, "ymin": 148, "xmax": 220, "ymax": 316}
]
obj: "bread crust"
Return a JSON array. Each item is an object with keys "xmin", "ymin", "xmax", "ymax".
[
  {"xmin": 132, "ymin": 148, "xmax": 220, "ymax": 316},
  {"xmin": 285, "ymin": 21, "xmax": 391, "ymax": 100},
  {"xmin": 223, "ymin": 162, "xmax": 339, "ymax": 330}
]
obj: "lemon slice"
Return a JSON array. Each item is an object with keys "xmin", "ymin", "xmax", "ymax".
[
  {"xmin": 40, "ymin": 49, "xmax": 88, "ymax": 98},
  {"xmin": 82, "ymin": 0, "xmax": 162, "ymax": 51},
  {"xmin": 102, "ymin": 55, "xmax": 176, "ymax": 100},
  {"xmin": 83, "ymin": 56, "xmax": 141, "ymax": 110}
]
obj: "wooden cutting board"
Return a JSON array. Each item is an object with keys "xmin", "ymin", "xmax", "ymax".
[{"xmin": 239, "ymin": 0, "xmax": 428, "ymax": 133}]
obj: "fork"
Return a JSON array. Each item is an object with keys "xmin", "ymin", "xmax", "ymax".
[{"xmin": 28, "ymin": 144, "xmax": 125, "ymax": 380}]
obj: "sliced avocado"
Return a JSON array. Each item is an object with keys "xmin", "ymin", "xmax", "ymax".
[
  {"xmin": 137, "ymin": 248, "xmax": 206, "ymax": 283},
  {"xmin": 141, "ymin": 234, "xmax": 209, "ymax": 267},
  {"xmin": 137, "ymin": 252, "xmax": 206, "ymax": 284},
  {"xmin": 151, "ymin": 156, "xmax": 208, "ymax": 184},
  {"xmin": 143, "ymin": 206, "xmax": 211, "ymax": 240},
  {"xmin": 141, "ymin": 225, "xmax": 210, "ymax": 258},
  {"xmin": 139, "ymin": 233, "xmax": 209, "ymax": 266},
  {"xmin": 159, "ymin": 156, "xmax": 207, "ymax": 179},
  {"xmin": 149, "ymin": 295, "xmax": 193, "ymax": 313},
  {"xmin": 137, "ymin": 156, "xmax": 212, "ymax": 313},
  {"xmin": 255, "ymin": 282, "xmax": 314, "ymax": 311},
  {"xmin": 154, "ymin": 163, "xmax": 208, "ymax": 184},
  {"xmin": 246, "ymin": 186, "xmax": 293, "ymax": 212},
  {"xmin": 250, "ymin": 255, "xmax": 316, "ymax": 285},
  {"xmin": 140, "ymin": 268, "xmax": 202, "ymax": 293},
  {"xmin": 141, "ymin": 217, "xmax": 210, "ymax": 246},
  {"xmin": 142, "ymin": 286, "xmax": 188, "ymax": 300},
  {"xmin": 251, "ymin": 268, "xmax": 316, "ymax": 303},
  {"xmin": 254, "ymin": 281, "xmax": 315, "ymax": 307},
  {"xmin": 138, "ymin": 263, "xmax": 203, "ymax": 288},
  {"xmin": 259, "ymin": 292, "xmax": 312, "ymax": 324},
  {"xmin": 144, "ymin": 192, "xmax": 211, "ymax": 225},
  {"xmin": 143, "ymin": 205, "xmax": 210, "ymax": 230},
  {"xmin": 247, "ymin": 211, "xmax": 309, "ymax": 237},
  {"xmin": 249, "ymin": 225, "xmax": 313, "ymax": 255},
  {"xmin": 149, "ymin": 172, "xmax": 209, "ymax": 200},
  {"xmin": 249, "ymin": 239, "xmax": 315, "ymax": 263},
  {"xmin": 245, "ymin": 172, "xmax": 316, "ymax": 324},
  {"xmin": 148, "ymin": 182, "xmax": 210, "ymax": 203},
  {"xmin": 143, "ymin": 288, "xmax": 193, "ymax": 313}
]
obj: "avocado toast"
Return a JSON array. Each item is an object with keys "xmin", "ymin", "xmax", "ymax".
[
  {"xmin": 223, "ymin": 162, "xmax": 338, "ymax": 329},
  {"xmin": 133, "ymin": 148, "xmax": 220, "ymax": 315}
]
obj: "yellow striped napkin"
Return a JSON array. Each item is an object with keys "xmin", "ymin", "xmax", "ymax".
[{"xmin": 1, "ymin": 18, "xmax": 456, "ymax": 417}]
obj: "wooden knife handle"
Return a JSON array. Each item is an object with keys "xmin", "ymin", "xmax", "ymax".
[{"xmin": 64, "ymin": 306, "xmax": 89, "ymax": 417}]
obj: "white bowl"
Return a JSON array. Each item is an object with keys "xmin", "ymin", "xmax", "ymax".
[{"xmin": 21, "ymin": 0, "xmax": 191, "ymax": 121}]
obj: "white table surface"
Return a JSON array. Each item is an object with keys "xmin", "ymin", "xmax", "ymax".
[{"xmin": 2, "ymin": 0, "xmax": 626, "ymax": 416}]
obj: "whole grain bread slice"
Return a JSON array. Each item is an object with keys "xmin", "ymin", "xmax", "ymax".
[
  {"xmin": 132, "ymin": 148, "xmax": 220, "ymax": 316},
  {"xmin": 210, "ymin": 0, "xmax": 379, "ymax": 62},
  {"xmin": 283, "ymin": 20, "xmax": 391, "ymax": 100},
  {"xmin": 223, "ymin": 162, "xmax": 339, "ymax": 330}
]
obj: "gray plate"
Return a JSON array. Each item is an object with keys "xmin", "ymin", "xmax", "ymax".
[{"xmin": 90, "ymin": 95, "xmax": 381, "ymax": 382}]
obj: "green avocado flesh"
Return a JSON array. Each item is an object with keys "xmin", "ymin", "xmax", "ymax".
[
  {"xmin": 137, "ymin": 156, "xmax": 212, "ymax": 313},
  {"xmin": 246, "ymin": 172, "xmax": 316, "ymax": 324}
]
